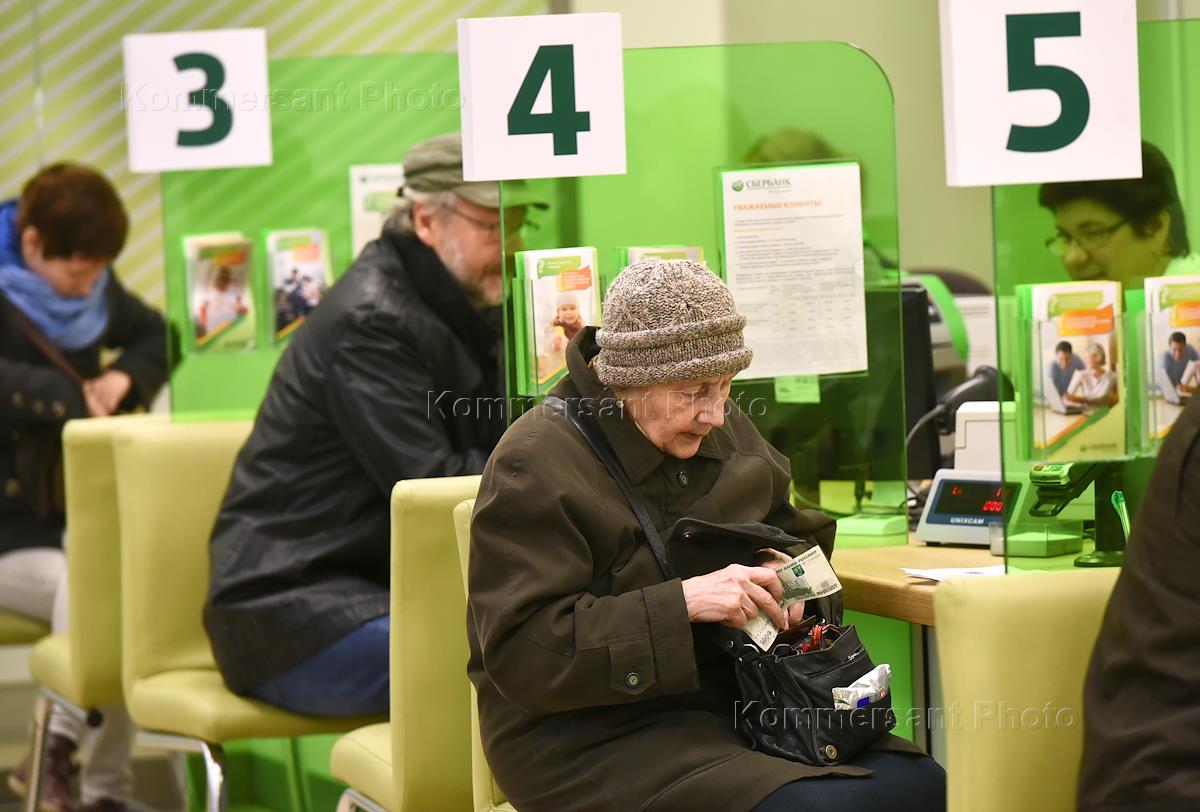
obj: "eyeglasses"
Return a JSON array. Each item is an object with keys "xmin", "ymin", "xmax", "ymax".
[
  {"xmin": 442, "ymin": 206, "xmax": 540, "ymax": 239},
  {"xmin": 1044, "ymin": 220, "xmax": 1126, "ymax": 257}
]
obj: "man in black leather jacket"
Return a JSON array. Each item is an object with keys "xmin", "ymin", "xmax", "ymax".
[{"xmin": 204, "ymin": 133, "xmax": 542, "ymax": 716}]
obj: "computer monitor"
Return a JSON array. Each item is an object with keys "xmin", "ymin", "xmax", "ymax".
[
  {"xmin": 734, "ymin": 282, "xmax": 939, "ymax": 511},
  {"xmin": 902, "ymin": 281, "xmax": 944, "ymax": 481}
]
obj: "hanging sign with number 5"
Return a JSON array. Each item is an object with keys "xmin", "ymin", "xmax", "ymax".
[
  {"xmin": 123, "ymin": 29, "xmax": 272, "ymax": 174},
  {"xmin": 458, "ymin": 13, "xmax": 626, "ymax": 181},
  {"xmin": 939, "ymin": 0, "xmax": 1140, "ymax": 187}
]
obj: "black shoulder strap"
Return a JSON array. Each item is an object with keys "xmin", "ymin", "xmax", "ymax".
[{"xmin": 544, "ymin": 395, "xmax": 677, "ymax": 581}]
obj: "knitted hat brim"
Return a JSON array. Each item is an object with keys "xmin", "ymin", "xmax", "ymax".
[{"xmin": 594, "ymin": 346, "xmax": 753, "ymax": 389}]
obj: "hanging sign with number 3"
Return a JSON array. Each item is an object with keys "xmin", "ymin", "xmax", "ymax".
[
  {"xmin": 458, "ymin": 13, "xmax": 626, "ymax": 182},
  {"xmin": 939, "ymin": 0, "xmax": 1140, "ymax": 187},
  {"xmin": 123, "ymin": 29, "xmax": 272, "ymax": 174}
]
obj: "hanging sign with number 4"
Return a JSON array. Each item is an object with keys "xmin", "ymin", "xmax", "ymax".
[
  {"xmin": 123, "ymin": 29, "xmax": 272, "ymax": 173},
  {"xmin": 939, "ymin": 0, "xmax": 1140, "ymax": 187},
  {"xmin": 458, "ymin": 13, "xmax": 626, "ymax": 182}
]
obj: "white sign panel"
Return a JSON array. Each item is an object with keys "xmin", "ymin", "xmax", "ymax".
[
  {"xmin": 939, "ymin": 0, "xmax": 1140, "ymax": 187},
  {"xmin": 721, "ymin": 163, "xmax": 868, "ymax": 379},
  {"xmin": 348, "ymin": 164, "xmax": 405, "ymax": 256},
  {"xmin": 458, "ymin": 13, "xmax": 626, "ymax": 181},
  {"xmin": 123, "ymin": 29, "xmax": 272, "ymax": 173}
]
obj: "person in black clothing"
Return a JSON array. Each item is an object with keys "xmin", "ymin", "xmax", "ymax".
[
  {"xmin": 203, "ymin": 132, "xmax": 544, "ymax": 717},
  {"xmin": 1077, "ymin": 390, "xmax": 1200, "ymax": 810},
  {"xmin": 0, "ymin": 163, "xmax": 167, "ymax": 812}
]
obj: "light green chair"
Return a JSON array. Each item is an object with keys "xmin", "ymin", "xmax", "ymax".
[
  {"xmin": 935, "ymin": 569, "xmax": 1120, "ymax": 812},
  {"xmin": 113, "ymin": 420, "xmax": 383, "ymax": 812},
  {"xmin": 21, "ymin": 414, "xmax": 164, "ymax": 812},
  {"xmin": 452, "ymin": 499, "xmax": 516, "ymax": 812},
  {"xmin": 0, "ymin": 612, "xmax": 48, "ymax": 645},
  {"xmin": 331, "ymin": 475, "xmax": 480, "ymax": 812}
]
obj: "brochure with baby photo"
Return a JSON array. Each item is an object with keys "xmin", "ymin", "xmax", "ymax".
[
  {"xmin": 513, "ymin": 247, "xmax": 600, "ymax": 397},
  {"xmin": 1144, "ymin": 274, "xmax": 1200, "ymax": 440},
  {"xmin": 1027, "ymin": 280, "xmax": 1124, "ymax": 460},
  {"xmin": 183, "ymin": 233, "xmax": 256, "ymax": 353},
  {"xmin": 265, "ymin": 228, "xmax": 333, "ymax": 343}
]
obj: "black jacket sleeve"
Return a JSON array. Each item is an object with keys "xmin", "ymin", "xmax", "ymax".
[
  {"xmin": 103, "ymin": 273, "xmax": 168, "ymax": 409},
  {"xmin": 325, "ymin": 309, "xmax": 489, "ymax": 494}
]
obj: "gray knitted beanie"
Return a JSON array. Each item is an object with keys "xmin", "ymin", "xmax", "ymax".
[{"xmin": 594, "ymin": 259, "xmax": 753, "ymax": 388}]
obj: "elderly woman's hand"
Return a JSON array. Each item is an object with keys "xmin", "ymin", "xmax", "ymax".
[{"xmin": 680, "ymin": 565, "xmax": 789, "ymax": 630}]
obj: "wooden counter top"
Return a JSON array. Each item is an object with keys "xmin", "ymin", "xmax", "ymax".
[{"xmin": 834, "ymin": 539, "xmax": 997, "ymax": 627}]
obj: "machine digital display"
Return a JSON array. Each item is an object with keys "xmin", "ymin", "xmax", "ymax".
[
  {"xmin": 933, "ymin": 481, "xmax": 1019, "ymax": 518},
  {"xmin": 917, "ymin": 469, "xmax": 1023, "ymax": 548}
]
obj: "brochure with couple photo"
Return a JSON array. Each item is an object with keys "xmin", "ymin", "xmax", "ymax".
[
  {"xmin": 1027, "ymin": 280, "xmax": 1124, "ymax": 460},
  {"xmin": 266, "ymin": 228, "xmax": 332, "ymax": 343},
  {"xmin": 513, "ymin": 247, "xmax": 600, "ymax": 397},
  {"xmin": 1144, "ymin": 274, "xmax": 1200, "ymax": 440}
]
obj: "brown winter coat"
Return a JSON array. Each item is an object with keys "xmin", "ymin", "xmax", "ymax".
[{"xmin": 466, "ymin": 328, "xmax": 923, "ymax": 812}]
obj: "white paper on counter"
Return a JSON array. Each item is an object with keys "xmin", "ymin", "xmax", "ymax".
[{"xmin": 901, "ymin": 565, "xmax": 1005, "ymax": 581}]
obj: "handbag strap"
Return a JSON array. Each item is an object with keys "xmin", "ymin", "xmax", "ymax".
[
  {"xmin": 545, "ymin": 395, "xmax": 677, "ymax": 581},
  {"xmin": 1, "ymin": 292, "xmax": 85, "ymax": 386}
]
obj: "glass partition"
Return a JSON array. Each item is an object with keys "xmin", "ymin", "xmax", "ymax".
[
  {"xmin": 993, "ymin": 19, "xmax": 1199, "ymax": 571},
  {"xmin": 503, "ymin": 41, "xmax": 909, "ymax": 541}
]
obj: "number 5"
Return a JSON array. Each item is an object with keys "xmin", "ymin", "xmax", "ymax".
[{"xmin": 1005, "ymin": 12, "xmax": 1090, "ymax": 153}]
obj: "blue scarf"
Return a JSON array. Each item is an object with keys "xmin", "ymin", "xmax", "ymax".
[{"xmin": 0, "ymin": 199, "xmax": 109, "ymax": 351}]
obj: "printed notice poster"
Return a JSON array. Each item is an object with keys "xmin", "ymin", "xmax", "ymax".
[
  {"xmin": 721, "ymin": 163, "xmax": 867, "ymax": 378},
  {"xmin": 349, "ymin": 164, "xmax": 405, "ymax": 256}
]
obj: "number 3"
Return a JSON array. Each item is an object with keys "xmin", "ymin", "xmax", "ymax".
[
  {"xmin": 1005, "ymin": 12, "xmax": 1091, "ymax": 153},
  {"xmin": 175, "ymin": 52, "xmax": 233, "ymax": 147}
]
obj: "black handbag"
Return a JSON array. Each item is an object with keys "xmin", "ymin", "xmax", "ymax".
[{"xmin": 544, "ymin": 395, "xmax": 895, "ymax": 766}]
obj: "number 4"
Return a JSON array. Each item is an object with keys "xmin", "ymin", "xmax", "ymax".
[
  {"xmin": 507, "ymin": 44, "xmax": 591, "ymax": 156},
  {"xmin": 1005, "ymin": 12, "xmax": 1091, "ymax": 153}
]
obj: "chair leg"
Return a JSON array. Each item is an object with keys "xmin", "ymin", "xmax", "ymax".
[
  {"xmin": 199, "ymin": 742, "xmax": 228, "ymax": 812},
  {"xmin": 21, "ymin": 695, "xmax": 51, "ymax": 812},
  {"xmin": 335, "ymin": 788, "xmax": 358, "ymax": 812},
  {"xmin": 334, "ymin": 788, "xmax": 388, "ymax": 812}
]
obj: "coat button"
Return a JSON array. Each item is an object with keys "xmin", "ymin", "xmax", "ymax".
[
  {"xmin": 676, "ymin": 470, "xmax": 688, "ymax": 487},
  {"xmin": 11, "ymin": 391, "xmax": 23, "ymax": 408},
  {"xmin": 625, "ymin": 672, "xmax": 640, "ymax": 689},
  {"xmin": 51, "ymin": 401, "xmax": 66, "ymax": 418},
  {"xmin": 824, "ymin": 744, "xmax": 838, "ymax": 761},
  {"xmin": 4, "ymin": 478, "xmax": 19, "ymax": 498},
  {"xmin": 32, "ymin": 398, "xmax": 45, "ymax": 415}
]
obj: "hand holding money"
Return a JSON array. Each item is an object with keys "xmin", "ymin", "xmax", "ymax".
[
  {"xmin": 742, "ymin": 546, "xmax": 843, "ymax": 650},
  {"xmin": 680, "ymin": 564, "xmax": 790, "ymax": 631}
]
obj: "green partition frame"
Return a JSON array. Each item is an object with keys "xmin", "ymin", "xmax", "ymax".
[{"xmin": 992, "ymin": 20, "xmax": 1196, "ymax": 572}]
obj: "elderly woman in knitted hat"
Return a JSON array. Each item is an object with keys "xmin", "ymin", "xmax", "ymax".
[{"xmin": 467, "ymin": 260, "xmax": 944, "ymax": 812}]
